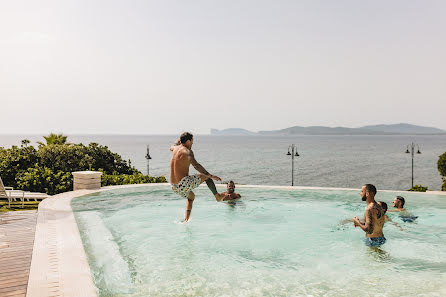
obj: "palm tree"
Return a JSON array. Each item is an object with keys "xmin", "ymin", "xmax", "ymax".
[{"xmin": 37, "ymin": 133, "xmax": 70, "ymax": 146}]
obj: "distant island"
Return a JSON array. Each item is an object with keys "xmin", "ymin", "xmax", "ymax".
[{"xmin": 211, "ymin": 123, "xmax": 446, "ymax": 136}]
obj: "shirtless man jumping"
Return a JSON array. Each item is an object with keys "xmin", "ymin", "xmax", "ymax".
[
  {"xmin": 170, "ymin": 132, "xmax": 225, "ymax": 222},
  {"xmin": 353, "ymin": 184, "xmax": 386, "ymax": 246}
]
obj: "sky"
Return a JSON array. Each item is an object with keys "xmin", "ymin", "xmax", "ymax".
[{"xmin": 1, "ymin": 0, "xmax": 445, "ymax": 135}]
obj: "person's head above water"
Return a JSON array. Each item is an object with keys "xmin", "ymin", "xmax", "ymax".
[
  {"xmin": 180, "ymin": 132, "xmax": 194, "ymax": 148},
  {"xmin": 361, "ymin": 184, "xmax": 377, "ymax": 201},
  {"xmin": 227, "ymin": 181, "xmax": 235, "ymax": 194},
  {"xmin": 393, "ymin": 196, "xmax": 405, "ymax": 209},
  {"xmin": 378, "ymin": 201, "xmax": 388, "ymax": 213}
]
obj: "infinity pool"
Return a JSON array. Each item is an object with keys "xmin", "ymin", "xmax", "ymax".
[{"xmin": 72, "ymin": 185, "xmax": 446, "ymax": 297}]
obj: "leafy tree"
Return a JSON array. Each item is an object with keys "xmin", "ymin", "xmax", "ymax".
[
  {"xmin": 16, "ymin": 165, "xmax": 73, "ymax": 195},
  {"xmin": 85, "ymin": 142, "xmax": 138, "ymax": 175},
  {"xmin": 0, "ymin": 144, "xmax": 38, "ymax": 188},
  {"xmin": 37, "ymin": 133, "xmax": 70, "ymax": 146},
  {"xmin": 1, "ymin": 134, "xmax": 165, "ymax": 196},
  {"xmin": 438, "ymin": 152, "xmax": 446, "ymax": 177},
  {"xmin": 438, "ymin": 152, "xmax": 446, "ymax": 191},
  {"xmin": 37, "ymin": 144, "xmax": 93, "ymax": 173}
]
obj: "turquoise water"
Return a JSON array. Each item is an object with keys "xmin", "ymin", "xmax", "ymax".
[{"xmin": 72, "ymin": 185, "xmax": 446, "ymax": 297}]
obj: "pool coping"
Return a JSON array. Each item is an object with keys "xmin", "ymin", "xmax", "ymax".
[{"xmin": 26, "ymin": 183, "xmax": 446, "ymax": 297}]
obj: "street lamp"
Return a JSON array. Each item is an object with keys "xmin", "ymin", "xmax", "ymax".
[
  {"xmin": 145, "ymin": 145, "xmax": 152, "ymax": 175},
  {"xmin": 286, "ymin": 144, "xmax": 300, "ymax": 186},
  {"xmin": 405, "ymin": 142, "xmax": 421, "ymax": 188}
]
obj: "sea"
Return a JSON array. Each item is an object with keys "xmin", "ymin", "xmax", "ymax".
[{"xmin": 1, "ymin": 134, "xmax": 446, "ymax": 191}]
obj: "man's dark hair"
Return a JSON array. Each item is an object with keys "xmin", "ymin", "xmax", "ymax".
[
  {"xmin": 396, "ymin": 196, "xmax": 405, "ymax": 207},
  {"xmin": 228, "ymin": 180, "xmax": 234, "ymax": 184},
  {"xmin": 180, "ymin": 132, "xmax": 193, "ymax": 144},
  {"xmin": 378, "ymin": 201, "xmax": 388, "ymax": 212},
  {"xmin": 364, "ymin": 184, "xmax": 377, "ymax": 196}
]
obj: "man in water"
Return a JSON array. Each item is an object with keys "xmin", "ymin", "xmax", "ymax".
[
  {"xmin": 388, "ymin": 196, "xmax": 406, "ymax": 212},
  {"xmin": 377, "ymin": 201, "xmax": 389, "ymax": 221},
  {"xmin": 388, "ymin": 196, "xmax": 417, "ymax": 222},
  {"xmin": 378, "ymin": 201, "xmax": 406, "ymax": 231},
  {"xmin": 222, "ymin": 181, "xmax": 242, "ymax": 201},
  {"xmin": 353, "ymin": 184, "xmax": 386, "ymax": 246},
  {"xmin": 170, "ymin": 132, "xmax": 226, "ymax": 222}
]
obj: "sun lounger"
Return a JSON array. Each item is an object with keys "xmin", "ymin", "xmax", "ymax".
[{"xmin": 0, "ymin": 177, "xmax": 49, "ymax": 208}]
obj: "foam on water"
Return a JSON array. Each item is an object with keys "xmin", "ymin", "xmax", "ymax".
[
  {"xmin": 77, "ymin": 211, "xmax": 133, "ymax": 294},
  {"xmin": 72, "ymin": 185, "xmax": 446, "ymax": 297}
]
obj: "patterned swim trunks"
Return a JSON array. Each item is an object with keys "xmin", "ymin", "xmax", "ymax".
[{"xmin": 171, "ymin": 175, "xmax": 202, "ymax": 198}]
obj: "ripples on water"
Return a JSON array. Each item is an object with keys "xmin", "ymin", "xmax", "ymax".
[{"xmin": 72, "ymin": 185, "xmax": 446, "ymax": 297}]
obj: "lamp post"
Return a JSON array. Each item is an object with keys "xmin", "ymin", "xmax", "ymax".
[
  {"xmin": 286, "ymin": 144, "xmax": 300, "ymax": 186},
  {"xmin": 145, "ymin": 145, "xmax": 152, "ymax": 175},
  {"xmin": 405, "ymin": 142, "xmax": 421, "ymax": 188}
]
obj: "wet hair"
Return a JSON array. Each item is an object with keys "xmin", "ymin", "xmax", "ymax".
[
  {"xmin": 228, "ymin": 180, "xmax": 235, "ymax": 185},
  {"xmin": 378, "ymin": 201, "xmax": 388, "ymax": 212},
  {"xmin": 396, "ymin": 196, "xmax": 405, "ymax": 207},
  {"xmin": 364, "ymin": 184, "xmax": 377, "ymax": 196},
  {"xmin": 180, "ymin": 132, "xmax": 193, "ymax": 144}
]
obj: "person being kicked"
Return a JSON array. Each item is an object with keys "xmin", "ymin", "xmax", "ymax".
[{"xmin": 222, "ymin": 181, "xmax": 242, "ymax": 201}]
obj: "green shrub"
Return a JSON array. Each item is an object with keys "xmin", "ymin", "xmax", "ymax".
[
  {"xmin": 438, "ymin": 152, "xmax": 446, "ymax": 177},
  {"xmin": 16, "ymin": 165, "xmax": 73, "ymax": 195},
  {"xmin": 408, "ymin": 184, "xmax": 428, "ymax": 192},
  {"xmin": 442, "ymin": 178, "xmax": 446, "ymax": 191},
  {"xmin": 0, "ymin": 142, "xmax": 38, "ymax": 189},
  {"xmin": 84, "ymin": 142, "xmax": 138, "ymax": 175},
  {"xmin": 101, "ymin": 173, "xmax": 167, "ymax": 187},
  {"xmin": 1, "ymin": 135, "xmax": 166, "ymax": 195},
  {"xmin": 37, "ymin": 144, "xmax": 93, "ymax": 173}
]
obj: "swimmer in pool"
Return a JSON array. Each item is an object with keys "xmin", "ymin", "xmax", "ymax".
[
  {"xmin": 387, "ymin": 196, "xmax": 417, "ymax": 222},
  {"xmin": 388, "ymin": 196, "xmax": 406, "ymax": 212},
  {"xmin": 378, "ymin": 201, "xmax": 406, "ymax": 231},
  {"xmin": 221, "ymin": 181, "xmax": 242, "ymax": 201},
  {"xmin": 377, "ymin": 201, "xmax": 390, "ymax": 222},
  {"xmin": 353, "ymin": 184, "xmax": 386, "ymax": 247},
  {"xmin": 170, "ymin": 132, "xmax": 226, "ymax": 222}
]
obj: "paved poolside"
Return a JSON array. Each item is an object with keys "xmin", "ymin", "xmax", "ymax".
[{"xmin": 0, "ymin": 211, "xmax": 37, "ymax": 297}]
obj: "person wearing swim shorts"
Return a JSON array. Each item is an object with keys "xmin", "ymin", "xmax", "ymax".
[
  {"xmin": 170, "ymin": 132, "xmax": 225, "ymax": 222},
  {"xmin": 353, "ymin": 184, "xmax": 386, "ymax": 247}
]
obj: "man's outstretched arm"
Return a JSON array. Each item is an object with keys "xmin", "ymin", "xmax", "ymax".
[{"xmin": 187, "ymin": 150, "xmax": 221, "ymax": 181}]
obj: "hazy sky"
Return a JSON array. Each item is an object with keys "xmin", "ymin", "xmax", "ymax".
[{"xmin": 1, "ymin": 0, "xmax": 445, "ymax": 134}]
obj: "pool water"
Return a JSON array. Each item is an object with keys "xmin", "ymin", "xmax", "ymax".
[{"xmin": 72, "ymin": 185, "xmax": 446, "ymax": 297}]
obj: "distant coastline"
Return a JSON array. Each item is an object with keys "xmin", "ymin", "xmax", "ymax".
[{"xmin": 211, "ymin": 123, "xmax": 446, "ymax": 136}]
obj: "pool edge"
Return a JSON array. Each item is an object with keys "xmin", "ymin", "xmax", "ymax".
[{"xmin": 26, "ymin": 183, "xmax": 446, "ymax": 297}]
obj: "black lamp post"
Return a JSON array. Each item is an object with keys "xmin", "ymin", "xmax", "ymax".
[
  {"xmin": 405, "ymin": 142, "xmax": 421, "ymax": 188},
  {"xmin": 145, "ymin": 145, "xmax": 152, "ymax": 175},
  {"xmin": 286, "ymin": 144, "xmax": 300, "ymax": 186}
]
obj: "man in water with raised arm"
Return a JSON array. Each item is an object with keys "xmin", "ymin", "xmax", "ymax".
[
  {"xmin": 353, "ymin": 184, "xmax": 386, "ymax": 246},
  {"xmin": 170, "ymin": 132, "xmax": 226, "ymax": 222}
]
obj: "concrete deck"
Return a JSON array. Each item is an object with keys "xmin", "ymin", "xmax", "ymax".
[{"xmin": 0, "ymin": 211, "xmax": 37, "ymax": 297}]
